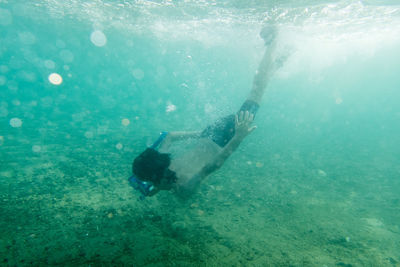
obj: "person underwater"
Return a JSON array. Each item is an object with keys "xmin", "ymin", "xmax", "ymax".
[{"xmin": 129, "ymin": 25, "xmax": 281, "ymax": 199}]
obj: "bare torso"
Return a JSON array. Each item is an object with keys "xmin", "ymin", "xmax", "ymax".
[{"xmin": 164, "ymin": 138, "xmax": 221, "ymax": 187}]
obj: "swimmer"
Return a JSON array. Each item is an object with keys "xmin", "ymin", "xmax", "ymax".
[{"xmin": 129, "ymin": 25, "xmax": 280, "ymax": 198}]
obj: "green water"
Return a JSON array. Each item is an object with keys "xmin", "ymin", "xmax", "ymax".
[{"xmin": 1, "ymin": 0, "xmax": 400, "ymax": 266}]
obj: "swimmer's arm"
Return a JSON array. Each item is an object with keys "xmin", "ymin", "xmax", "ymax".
[
  {"xmin": 183, "ymin": 112, "xmax": 256, "ymax": 190},
  {"xmin": 168, "ymin": 131, "xmax": 202, "ymax": 142},
  {"xmin": 159, "ymin": 131, "xmax": 201, "ymax": 151}
]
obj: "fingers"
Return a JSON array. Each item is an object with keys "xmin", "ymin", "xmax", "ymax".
[
  {"xmin": 248, "ymin": 125, "xmax": 257, "ymax": 133},
  {"xmin": 238, "ymin": 110, "xmax": 255, "ymax": 125},
  {"xmin": 239, "ymin": 111, "xmax": 244, "ymax": 122},
  {"xmin": 249, "ymin": 113, "xmax": 254, "ymax": 122}
]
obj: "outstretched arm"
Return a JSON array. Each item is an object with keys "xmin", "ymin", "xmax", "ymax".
[
  {"xmin": 180, "ymin": 111, "xmax": 256, "ymax": 193},
  {"xmin": 247, "ymin": 25, "xmax": 279, "ymax": 105},
  {"xmin": 168, "ymin": 131, "xmax": 202, "ymax": 141},
  {"xmin": 159, "ymin": 131, "xmax": 201, "ymax": 151}
]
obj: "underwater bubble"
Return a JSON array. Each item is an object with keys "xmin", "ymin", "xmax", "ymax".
[
  {"xmin": 32, "ymin": 145, "xmax": 41, "ymax": 153},
  {"xmin": 9, "ymin": 118, "xmax": 22, "ymax": 128},
  {"xmin": 48, "ymin": 73, "xmax": 63, "ymax": 85},
  {"xmin": 132, "ymin": 68, "xmax": 144, "ymax": 80},
  {"xmin": 90, "ymin": 30, "xmax": 107, "ymax": 47},
  {"xmin": 121, "ymin": 118, "xmax": 130, "ymax": 126},
  {"xmin": 166, "ymin": 102, "xmax": 177, "ymax": 113},
  {"xmin": 255, "ymin": 162, "xmax": 264, "ymax": 168},
  {"xmin": 60, "ymin": 49, "xmax": 74, "ymax": 63},
  {"xmin": 19, "ymin": 32, "xmax": 36, "ymax": 45},
  {"xmin": 63, "ymin": 65, "xmax": 70, "ymax": 71},
  {"xmin": 0, "ymin": 75, "xmax": 6, "ymax": 86},
  {"xmin": 44, "ymin": 60, "xmax": 55, "ymax": 69},
  {"xmin": 0, "ymin": 136, "xmax": 3, "ymax": 146},
  {"xmin": 12, "ymin": 99, "xmax": 20, "ymax": 106},
  {"xmin": 84, "ymin": 131, "xmax": 94, "ymax": 139},
  {"xmin": 0, "ymin": 8, "xmax": 12, "ymax": 26},
  {"xmin": 97, "ymin": 125, "xmax": 108, "ymax": 135},
  {"xmin": 116, "ymin": 143, "xmax": 123, "ymax": 150},
  {"xmin": 335, "ymin": 97, "xmax": 343, "ymax": 104}
]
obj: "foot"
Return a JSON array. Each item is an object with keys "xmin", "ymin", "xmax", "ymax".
[{"xmin": 260, "ymin": 24, "xmax": 277, "ymax": 46}]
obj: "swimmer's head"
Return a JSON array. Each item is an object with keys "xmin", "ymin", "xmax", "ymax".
[{"xmin": 132, "ymin": 148, "xmax": 177, "ymax": 187}]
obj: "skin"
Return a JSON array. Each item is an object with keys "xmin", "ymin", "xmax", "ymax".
[{"xmin": 152, "ymin": 26, "xmax": 280, "ymax": 197}]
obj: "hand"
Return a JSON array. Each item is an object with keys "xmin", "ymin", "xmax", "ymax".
[{"xmin": 235, "ymin": 111, "xmax": 257, "ymax": 139}]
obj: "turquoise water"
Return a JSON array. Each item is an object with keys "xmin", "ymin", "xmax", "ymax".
[{"xmin": 1, "ymin": 0, "xmax": 400, "ymax": 266}]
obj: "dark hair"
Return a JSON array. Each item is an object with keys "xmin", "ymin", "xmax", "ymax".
[{"xmin": 132, "ymin": 148, "xmax": 177, "ymax": 186}]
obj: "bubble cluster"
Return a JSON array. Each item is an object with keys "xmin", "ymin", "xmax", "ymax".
[
  {"xmin": 90, "ymin": 30, "xmax": 107, "ymax": 47},
  {"xmin": 48, "ymin": 73, "xmax": 63, "ymax": 85},
  {"xmin": 121, "ymin": 118, "xmax": 130, "ymax": 126},
  {"xmin": 9, "ymin": 118, "xmax": 22, "ymax": 128}
]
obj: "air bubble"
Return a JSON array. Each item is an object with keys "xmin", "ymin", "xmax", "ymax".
[
  {"xmin": 44, "ymin": 60, "xmax": 55, "ymax": 69},
  {"xmin": 48, "ymin": 73, "xmax": 62, "ymax": 85},
  {"xmin": 32, "ymin": 145, "xmax": 41, "ymax": 153},
  {"xmin": 9, "ymin": 117, "xmax": 22, "ymax": 128},
  {"xmin": 90, "ymin": 30, "xmax": 107, "ymax": 47},
  {"xmin": 84, "ymin": 131, "xmax": 94, "ymax": 139},
  {"xmin": 116, "ymin": 143, "xmax": 123, "ymax": 150},
  {"xmin": 166, "ymin": 102, "xmax": 177, "ymax": 113},
  {"xmin": 12, "ymin": 99, "xmax": 20, "ymax": 106},
  {"xmin": 121, "ymin": 118, "xmax": 130, "ymax": 126},
  {"xmin": 132, "ymin": 69, "xmax": 144, "ymax": 80},
  {"xmin": 60, "ymin": 49, "xmax": 74, "ymax": 63}
]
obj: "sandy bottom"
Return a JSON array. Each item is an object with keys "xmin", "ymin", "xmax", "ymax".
[{"xmin": 0, "ymin": 145, "xmax": 399, "ymax": 266}]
